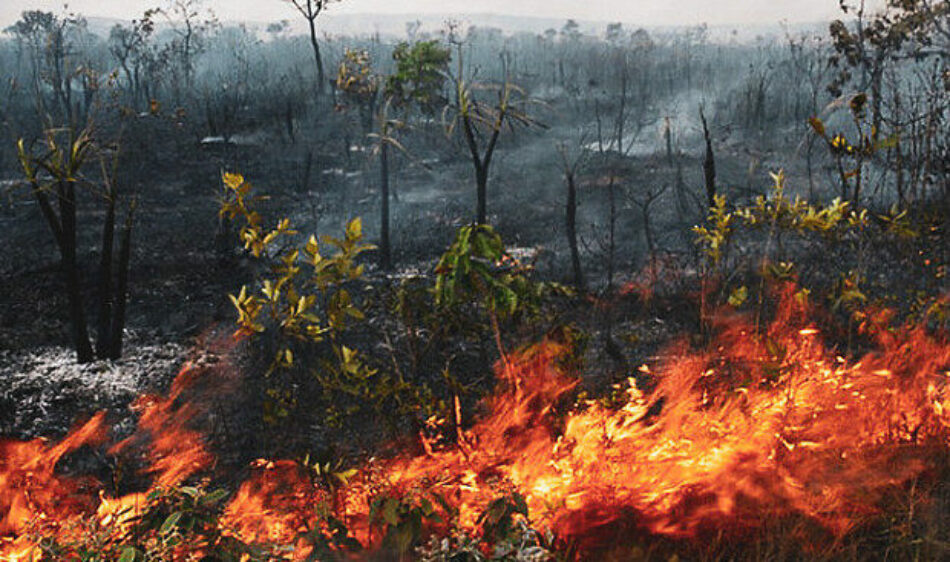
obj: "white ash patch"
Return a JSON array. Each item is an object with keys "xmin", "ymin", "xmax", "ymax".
[
  {"xmin": 383, "ymin": 265, "xmax": 429, "ymax": 282},
  {"xmin": 506, "ymin": 246, "xmax": 544, "ymax": 262},
  {"xmin": 0, "ymin": 341, "xmax": 188, "ymax": 438}
]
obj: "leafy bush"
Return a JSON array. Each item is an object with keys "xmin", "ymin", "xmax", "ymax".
[
  {"xmin": 31, "ymin": 485, "xmax": 259, "ymax": 562},
  {"xmin": 386, "ymin": 39, "xmax": 452, "ymax": 114},
  {"xmin": 220, "ymin": 171, "xmax": 418, "ymax": 426},
  {"xmin": 691, "ymin": 168, "xmax": 947, "ymax": 342}
]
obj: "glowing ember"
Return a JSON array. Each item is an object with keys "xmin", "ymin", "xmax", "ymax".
[{"xmin": 0, "ymin": 360, "xmax": 217, "ymax": 560}]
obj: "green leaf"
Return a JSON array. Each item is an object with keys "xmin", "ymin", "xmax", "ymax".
[
  {"xmin": 382, "ymin": 498, "xmax": 400, "ymax": 526},
  {"xmin": 160, "ymin": 511, "xmax": 183, "ymax": 536},
  {"xmin": 118, "ymin": 547, "xmax": 139, "ymax": 562},
  {"xmin": 199, "ymin": 488, "xmax": 229, "ymax": 506},
  {"xmin": 512, "ymin": 492, "xmax": 529, "ymax": 516}
]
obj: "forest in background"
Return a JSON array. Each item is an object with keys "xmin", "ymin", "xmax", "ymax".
[{"xmin": 0, "ymin": 0, "xmax": 949, "ymax": 560}]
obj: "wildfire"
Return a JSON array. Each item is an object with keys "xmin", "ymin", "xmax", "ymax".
[
  {"xmin": 0, "ymin": 360, "xmax": 217, "ymax": 561},
  {"xmin": 0, "ymin": 413, "xmax": 107, "ymax": 560},
  {"xmin": 2, "ymin": 286, "xmax": 949, "ymax": 559}
]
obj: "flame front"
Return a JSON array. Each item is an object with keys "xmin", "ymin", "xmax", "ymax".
[
  {"xmin": 0, "ymin": 362, "xmax": 214, "ymax": 560},
  {"xmin": 0, "ymin": 413, "xmax": 107, "ymax": 560},
  {"xmin": 2, "ymin": 288, "xmax": 949, "ymax": 558},
  {"xmin": 339, "ymin": 289, "xmax": 950, "ymax": 549}
]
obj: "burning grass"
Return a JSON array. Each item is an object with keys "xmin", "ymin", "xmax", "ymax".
[{"xmin": 2, "ymin": 284, "xmax": 950, "ymax": 560}]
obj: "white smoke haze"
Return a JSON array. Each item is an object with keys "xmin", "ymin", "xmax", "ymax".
[{"xmin": 0, "ymin": 0, "xmax": 887, "ymax": 30}]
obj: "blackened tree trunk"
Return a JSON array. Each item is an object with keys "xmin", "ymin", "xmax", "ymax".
[
  {"xmin": 308, "ymin": 17, "xmax": 325, "ymax": 94},
  {"xmin": 379, "ymin": 140, "xmax": 391, "ymax": 270},
  {"xmin": 109, "ymin": 199, "xmax": 135, "ymax": 359},
  {"xmin": 60, "ymin": 179, "xmax": 95, "ymax": 363},
  {"xmin": 475, "ymin": 164, "xmax": 488, "ymax": 226},
  {"xmin": 95, "ymin": 182, "xmax": 116, "ymax": 358},
  {"xmin": 869, "ymin": 55, "xmax": 885, "ymax": 140},
  {"xmin": 565, "ymin": 165, "xmax": 583, "ymax": 289},
  {"xmin": 664, "ymin": 116, "xmax": 674, "ymax": 167},
  {"xmin": 616, "ymin": 52, "xmax": 628, "ymax": 155},
  {"xmin": 700, "ymin": 106, "xmax": 717, "ymax": 208},
  {"xmin": 606, "ymin": 175, "xmax": 617, "ymax": 293},
  {"xmin": 461, "ymin": 109, "xmax": 501, "ymax": 226},
  {"xmin": 289, "ymin": 0, "xmax": 328, "ymax": 95},
  {"xmin": 557, "ymin": 141, "xmax": 586, "ymax": 289}
]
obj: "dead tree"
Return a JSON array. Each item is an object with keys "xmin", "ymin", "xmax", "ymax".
[
  {"xmin": 557, "ymin": 139, "xmax": 589, "ymax": 289},
  {"xmin": 449, "ymin": 47, "xmax": 542, "ymax": 225},
  {"xmin": 627, "ymin": 182, "xmax": 670, "ymax": 283},
  {"xmin": 285, "ymin": 0, "xmax": 333, "ymax": 95},
  {"xmin": 700, "ymin": 105, "xmax": 717, "ymax": 208}
]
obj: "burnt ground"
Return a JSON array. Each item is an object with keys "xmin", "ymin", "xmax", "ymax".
[{"xmin": 0, "ymin": 107, "xmax": 947, "ymax": 469}]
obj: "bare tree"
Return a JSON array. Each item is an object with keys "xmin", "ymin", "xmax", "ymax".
[
  {"xmin": 627, "ymin": 182, "xmax": 670, "ymax": 276},
  {"xmin": 783, "ymin": 27, "xmax": 833, "ymax": 198},
  {"xmin": 17, "ymin": 129, "xmax": 136, "ymax": 363},
  {"xmin": 108, "ymin": 12, "xmax": 156, "ymax": 110},
  {"xmin": 5, "ymin": 10, "xmax": 85, "ymax": 125},
  {"xmin": 284, "ymin": 0, "xmax": 336, "ymax": 94},
  {"xmin": 556, "ymin": 137, "xmax": 589, "ymax": 289},
  {"xmin": 159, "ymin": 0, "xmax": 218, "ymax": 105},
  {"xmin": 700, "ymin": 105, "xmax": 717, "ymax": 208}
]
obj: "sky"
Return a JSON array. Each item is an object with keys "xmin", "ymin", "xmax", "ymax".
[{"xmin": 1, "ymin": 0, "xmax": 884, "ymax": 29}]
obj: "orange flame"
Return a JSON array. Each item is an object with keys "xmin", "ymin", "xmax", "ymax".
[
  {"xmin": 1, "ymin": 413, "xmax": 107, "ymax": 560},
  {"xmin": 2, "ymin": 288, "xmax": 949, "ymax": 558}
]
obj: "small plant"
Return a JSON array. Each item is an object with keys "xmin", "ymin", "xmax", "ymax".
[
  {"xmin": 370, "ymin": 493, "xmax": 444, "ymax": 556},
  {"xmin": 386, "ymin": 39, "xmax": 452, "ymax": 114},
  {"xmin": 808, "ymin": 93, "xmax": 898, "ymax": 203},
  {"xmin": 221, "ymin": 172, "xmax": 371, "ymax": 368},
  {"xmin": 693, "ymin": 170, "xmax": 872, "ymax": 331},
  {"xmin": 416, "ymin": 492, "xmax": 556, "ymax": 562},
  {"xmin": 434, "ymin": 224, "xmax": 568, "ymax": 359},
  {"xmin": 336, "ymin": 47, "xmax": 380, "ymax": 132},
  {"xmin": 220, "ymin": 172, "xmax": 439, "ymax": 428},
  {"xmin": 692, "ymin": 193, "xmax": 734, "ymax": 270},
  {"xmin": 296, "ymin": 514, "xmax": 363, "ymax": 561}
]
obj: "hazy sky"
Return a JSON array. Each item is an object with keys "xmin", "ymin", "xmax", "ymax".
[{"xmin": 1, "ymin": 0, "xmax": 883, "ymax": 29}]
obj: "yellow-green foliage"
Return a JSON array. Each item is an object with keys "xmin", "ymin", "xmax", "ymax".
[
  {"xmin": 692, "ymin": 193, "xmax": 733, "ymax": 268},
  {"xmin": 220, "ymin": 172, "xmax": 390, "ymax": 421},
  {"xmin": 693, "ymin": 170, "xmax": 870, "ymax": 270},
  {"xmin": 221, "ymin": 172, "xmax": 371, "ymax": 358},
  {"xmin": 336, "ymin": 48, "xmax": 379, "ymax": 103},
  {"xmin": 220, "ymin": 172, "xmax": 444, "ymax": 427},
  {"xmin": 735, "ymin": 171, "xmax": 867, "ymax": 233}
]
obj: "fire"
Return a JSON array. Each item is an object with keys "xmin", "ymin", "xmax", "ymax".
[
  {"xmin": 223, "ymin": 459, "xmax": 324, "ymax": 546},
  {"xmin": 338, "ymin": 286, "xmax": 950, "ymax": 549},
  {"xmin": 0, "ymin": 413, "xmax": 107, "ymax": 559},
  {"xmin": 108, "ymin": 361, "xmax": 214, "ymax": 490},
  {"xmin": 0, "ymin": 360, "xmax": 217, "ymax": 560},
  {"xmin": 1, "ymin": 286, "xmax": 949, "ymax": 559}
]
